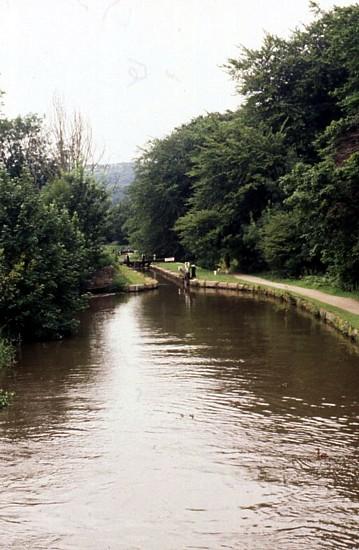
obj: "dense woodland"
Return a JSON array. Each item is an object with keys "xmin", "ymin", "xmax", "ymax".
[
  {"xmin": 0, "ymin": 3, "xmax": 358, "ymax": 358},
  {"xmin": 0, "ymin": 99, "xmax": 125, "ymax": 348},
  {"xmin": 126, "ymin": 4, "xmax": 359, "ymax": 289}
]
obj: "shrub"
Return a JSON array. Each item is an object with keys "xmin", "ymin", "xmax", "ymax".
[
  {"xmin": 0, "ymin": 389, "xmax": 14, "ymax": 409},
  {"xmin": 0, "ymin": 337, "xmax": 15, "ymax": 369}
]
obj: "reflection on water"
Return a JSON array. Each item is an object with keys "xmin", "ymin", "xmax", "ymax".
[{"xmin": 0, "ymin": 277, "xmax": 358, "ymax": 549}]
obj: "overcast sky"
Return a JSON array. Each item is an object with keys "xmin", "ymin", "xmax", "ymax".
[{"xmin": 0, "ymin": 0, "xmax": 354, "ymax": 162}]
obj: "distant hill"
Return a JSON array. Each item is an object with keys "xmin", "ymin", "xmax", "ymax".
[{"xmin": 93, "ymin": 162, "xmax": 135, "ymax": 202}]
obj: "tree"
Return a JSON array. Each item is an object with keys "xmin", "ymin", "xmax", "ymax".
[
  {"xmin": 125, "ymin": 4, "xmax": 359, "ymax": 286},
  {"xmin": 259, "ymin": 208, "xmax": 311, "ymax": 276},
  {"xmin": 50, "ymin": 96, "xmax": 99, "ymax": 173},
  {"xmin": 0, "ymin": 171, "xmax": 87, "ymax": 339},
  {"xmin": 42, "ymin": 169, "xmax": 111, "ymax": 267},
  {"xmin": 175, "ymin": 209, "xmax": 222, "ymax": 268},
  {"xmin": 0, "ymin": 114, "xmax": 57, "ymax": 187},
  {"xmin": 106, "ymin": 199, "xmax": 129, "ymax": 244},
  {"xmin": 225, "ymin": 6, "xmax": 359, "ymax": 159},
  {"xmin": 126, "ymin": 114, "xmax": 223, "ymax": 257},
  {"xmin": 176, "ymin": 115, "xmax": 292, "ymax": 269},
  {"xmin": 279, "ymin": 155, "xmax": 359, "ymax": 288}
]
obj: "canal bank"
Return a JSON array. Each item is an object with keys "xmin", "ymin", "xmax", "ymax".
[
  {"xmin": 152, "ymin": 264, "xmax": 359, "ymax": 346},
  {"xmin": 86, "ymin": 264, "xmax": 159, "ymax": 295}
]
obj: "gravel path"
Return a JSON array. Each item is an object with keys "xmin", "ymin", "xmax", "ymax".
[{"xmin": 236, "ymin": 274, "xmax": 359, "ymax": 315}]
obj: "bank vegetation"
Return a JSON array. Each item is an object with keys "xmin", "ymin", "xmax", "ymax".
[{"xmin": 125, "ymin": 4, "xmax": 359, "ymax": 296}]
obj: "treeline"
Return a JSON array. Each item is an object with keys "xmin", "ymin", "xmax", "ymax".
[
  {"xmin": 126, "ymin": 4, "xmax": 359, "ymax": 289},
  {"xmin": 0, "ymin": 99, "xmax": 121, "ymax": 347}
]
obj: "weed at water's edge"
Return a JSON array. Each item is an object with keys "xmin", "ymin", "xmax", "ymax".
[
  {"xmin": 0, "ymin": 389, "xmax": 14, "ymax": 409},
  {"xmin": 0, "ymin": 337, "xmax": 16, "ymax": 369}
]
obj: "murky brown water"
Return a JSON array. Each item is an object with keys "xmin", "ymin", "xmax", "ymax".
[{"xmin": 0, "ymin": 275, "xmax": 358, "ymax": 549}]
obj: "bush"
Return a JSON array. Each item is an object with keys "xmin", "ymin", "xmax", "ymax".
[
  {"xmin": 112, "ymin": 273, "xmax": 127, "ymax": 291},
  {"xmin": 0, "ymin": 171, "xmax": 88, "ymax": 339},
  {"xmin": 0, "ymin": 337, "xmax": 15, "ymax": 368},
  {"xmin": 0, "ymin": 389, "xmax": 14, "ymax": 409},
  {"xmin": 97, "ymin": 246, "xmax": 119, "ymax": 269}
]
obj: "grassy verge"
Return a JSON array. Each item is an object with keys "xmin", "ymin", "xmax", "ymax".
[
  {"xmin": 254, "ymin": 272, "xmax": 359, "ymax": 301},
  {"xmin": 300, "ymin": 298, "xmax": 359, "ymax": 330},
  {"xmin": 93, "ymin": 246, "xmax": 157, "ymax": 293},
  {"xmin": 235, "ymin": 278, "xmax": 359, "ymax": 331},
  {"xmin": 113, "ymin": 264, "xmax": 156, "ymax": 288}
]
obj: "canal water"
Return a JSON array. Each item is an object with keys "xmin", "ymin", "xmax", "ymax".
[{"xmin": 0, "ymin": 276, "xmax": 358, "ymax": 549}]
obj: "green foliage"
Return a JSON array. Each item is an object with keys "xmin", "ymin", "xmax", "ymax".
[
  {"xmin": 259, "ymin": 209, "xmax": 310, "ymax": 276},
  {"xmin": 0, "ymin": 114, "xmax": 57, "ymax": 187},
  {"xmin": 281, "ymin": 155, "xmax": 359, "ymax": 288},
  {"xmin": 126, "ymin": 114, "xmax": 225, "ymax": 257},
  {"xmin": 0, "ymin": 92, "xmax": 117, "ymax": 344},
  {"xmin": 113, "ymin": 264, "xmax": 151, "ymax": 288},
  {"xmin": 322, "ymin": 5, "xmax": 359, "ymax": 116},
  {"xmin": 97, "ymin": 245, "xmax": 119, "ymax": 269},
  {"xmin": 225, "ymin": 6, "xmax": 359, "ymax": 159},
  {"xmin": 0, "ymin": 389, "xmax": 14, "ymax": 409},
  {"xmin": 176, "ymin": 116, "xmax": 292, "ymax": 269},
  {"xmin": 0, "ymin": 337, "xmax": 15, "ymax": 368},
  {"xmin": 42, "ymin": 169, "xmax": 111, "ymax": 269},
  {"xmin": 0, "ymin": 171, "xmax": 87, "ymax": 339},
  {"xmin": 106, "ymin": 199, "xmax": 129, "ymax": 244},
  {"xmin": 175, "ymin": 209, "xmax": 222, "ymax": 268},
  {"xmin": 119, "ymin": 4, "xmax": 359, "ymax": 288}
]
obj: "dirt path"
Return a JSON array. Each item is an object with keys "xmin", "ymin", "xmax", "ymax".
[{"xmin": 236, "ymin": 274, "xmax": 359, "ymax": 315}]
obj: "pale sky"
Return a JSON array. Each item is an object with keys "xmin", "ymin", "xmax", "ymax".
[{"xmin": 0, "ymin": 0, "xmax": 354, "ymax": 162}]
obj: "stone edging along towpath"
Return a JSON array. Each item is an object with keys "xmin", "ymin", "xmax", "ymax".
[
  {"xmin": 88, "ymin": 278, "xmax": 158, "ymax": 296},
  {"xmin": 126, "ymin": 281, "xmax": 158, "ymax": 292},
  {"xmin": 151, "ymin": 265, "xmax": 359, "ymax": 346},
  {"xmin": 236, "ymin": 274, "xmax": 359, "ymax": 316}
]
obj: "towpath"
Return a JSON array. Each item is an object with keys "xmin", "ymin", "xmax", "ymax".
[{"xmin": 235, "ymin": 274, "xmax": 359, "ymax": 315}]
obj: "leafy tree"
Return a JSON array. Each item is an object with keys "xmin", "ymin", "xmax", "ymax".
[
  {"xmin": 0, "ymin": 171, "xmax": 87, "ymax": 339},
  {"xmin": 280, "ymin": 155, "xmax": 359, "ymax": 288},
  {"xmin": 0, "ymin": 114, "xmax": 57, "ymax": 187},
  {"xmin": 176, "ymin": 116, "xmax": 292, "ymax": 269},
  {"xmin": 321, "ymin": 5, "xmax": 359, "ymax": 117},
  {"xmin": 124, "ymin": 4, "xmax": 359, "ymax": 287},
  {"xmin": 126, "ymin": 114, "xmax": 225, "ymax": 257},
  {"xmin": 42, "ymin": 169, "xmax": 111, "ymax": 268},
  {"xmin": 175, "ymin": 209, "xmax": 222, "ymax": 268},
  {"xmin": 225, "ymin": 5, "xmax": 359, "ymax": 159},
  {"xmin": 259, "ymin": 208, "xmax": 312, "ymax": 276},
  {"xmin": 106, "ymin": 199, "xmax": 129, "ymax": 244}
]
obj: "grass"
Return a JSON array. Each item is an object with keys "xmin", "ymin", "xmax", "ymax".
[
  {"xmin": 237, "ymin": 279, "xmax": 359, "ymax": 331},
  {"xmin": 254, "ymin": 272, "xmax": 359, "ymax": 301},
  {"xmin": 100, "ymin": 245, "xmax": 156, "ymax": 291},
  {"xmin": 113, "ymin": 264, "xmax": 155, "ymax": 288},
  {"xmin": 303, "ymin": 299, "xmax": 359, "ymax": 330}
]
